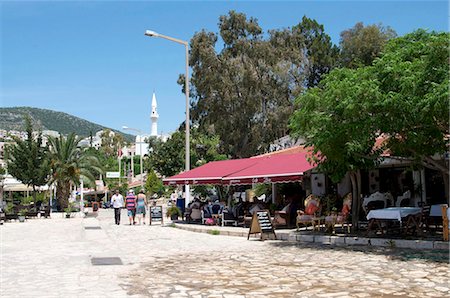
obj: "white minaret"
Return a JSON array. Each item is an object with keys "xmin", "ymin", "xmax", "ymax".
[{"xmin": 150, "ymin": 92, "xmax": 159, "ymax": 136}]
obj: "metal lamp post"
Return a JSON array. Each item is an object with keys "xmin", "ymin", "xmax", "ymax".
[
  {"xmin": 122, "ymin": 126, "xmax": 144, "ymax": 187},
  {"xmin": 144, "ymin": 30, "xmax": 190, "ymax": 207}
]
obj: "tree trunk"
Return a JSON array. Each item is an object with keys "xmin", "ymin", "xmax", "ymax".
[
  {"xmin": 32, "ymin": 185, "xmax": 37, "ymax": 203},
  {"xmin": 56, "ymin": 181, "xmax": 70, "ymax": 211},
  {"xmin": 350, "ymin": 170, "xmax": 362, "ymax": 232},
  {"xmin": 350, "ymin": 172, "xmax": 358, "ymax": 231}
]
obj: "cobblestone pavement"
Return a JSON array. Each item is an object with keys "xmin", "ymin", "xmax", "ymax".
[{"xmin": 1, "ymin": 209, "xmax": 449, "ymax": 297}]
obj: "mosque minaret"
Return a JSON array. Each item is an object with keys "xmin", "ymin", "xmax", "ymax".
[{"xmin": 150, "ymin": 92, "xmax": 159, "ymax": 136}]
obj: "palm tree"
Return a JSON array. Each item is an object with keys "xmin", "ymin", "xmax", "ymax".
[{"xmin": 47, "ymin": 133, "xmax": 103, "ymax": 211}]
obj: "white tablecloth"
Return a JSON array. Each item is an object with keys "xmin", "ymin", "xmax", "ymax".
[
  {"xmin": 366, "ymin": 207, "xmax": 421, "ymax": 223},
  {"xmin": 429, "ymin": 204, "xmax": 448, "ymax": 217}
]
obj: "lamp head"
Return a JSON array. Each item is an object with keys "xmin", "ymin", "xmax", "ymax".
[{"xmin": 145, "ymin": 30, "xmax": 159, "ymax": 37}]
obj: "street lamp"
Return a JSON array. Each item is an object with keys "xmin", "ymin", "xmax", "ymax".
[
  {"xmin": 145, "ymin": 29, "xmax": 190, "ymax": 207},
  {"xmin": 122, "ymin": 126, "xmax": 144, "ymax": 187}
]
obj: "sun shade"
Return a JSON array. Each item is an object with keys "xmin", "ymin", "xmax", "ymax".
[
  {"xmin": 163, "ymin": 151, "xmax": 315, "ymax": 186},
  {"xmin": 223, "ymin": 153, "xmax": 315, "ymax": 185},
  {"xmin": 163, "ymin": 158, "xmax": 259, "ymax": 185}
]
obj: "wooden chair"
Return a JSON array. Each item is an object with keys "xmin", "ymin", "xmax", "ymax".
[
  {"xmin": 296, "ymin": 195, "xmax": 321, "ymax": 230},
  {"xmin": 272, "ymin": 203, "xmax": 291, "ymax": 228},
  {"xmin": 325, "ymin": 193, "xmax": 352, "ymax": 233}
]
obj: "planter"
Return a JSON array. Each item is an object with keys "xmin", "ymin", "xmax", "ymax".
[
  {"xmin": 65, "ymin": 213, "xmax": 71, "ymax": 218},
  {"xmin": 170, "ymin": 214, "xmax": 179, "ymax": 221},
  {"xmin": 18, "ymin": 216, "xmax": 26, "ymax": 222}
]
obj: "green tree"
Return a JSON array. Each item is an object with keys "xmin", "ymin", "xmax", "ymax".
[
  {"xmin": 182, "ymin": 11, "xmax": 336, "ymax": 158},
  {"xmin": 292, "ymin": 16, "xmax": 339, "ymax": 87},
  {"xmin": 6, "ymin": 116, "xmax": 50, "ymax": 201},
  {"xmin": 146, "ymin": 128, "xmax": 226, "ymax": 177},
  {"xmin": 145, "ymin": 170, "xmax": 164, "ymax": 196},
  {"xmin": 290, "ymin": 30, "xmax": 449, "ymax": 228},
  {"xmin": 373, "ymin": 30, "xmax": 449, "ymax": 198},
  {"xmin": 48, "ymin": 133, "xmax": 103, "ymax": 210},
  {"xmin": 339, "ymin": 22, "xmax": 396, "ymax": 68},
  {"xmin": 100, "ymin": 129, "xmax": 125, "ymax": 158},
  {"xmin": 290, "ymin": 67, "xmax": 381, "ymax": 229}
]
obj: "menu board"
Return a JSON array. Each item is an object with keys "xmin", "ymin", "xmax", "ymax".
[
  {"xmin": 248, "ymin": 210, "xmax": 277, "ymax": 240},
  {"xmin": 149, "ymin": 206, "xmax": 163, "ymax": 225}
]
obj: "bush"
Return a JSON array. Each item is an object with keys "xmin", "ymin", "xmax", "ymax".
[{"xmin": 166, "ymin": 206, "xmax": 182, "ymax": 217}]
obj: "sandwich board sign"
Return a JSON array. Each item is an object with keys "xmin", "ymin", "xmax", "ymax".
[
  {"xmin": 149, "ymin": 206, "xmax": 163, "ymax": 225},
  {"xmin": 247, "ymin": 210, "xmax": 276, "ymax": 240}
]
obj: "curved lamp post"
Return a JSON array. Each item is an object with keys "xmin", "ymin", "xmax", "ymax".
[
  {"xmin": 122, "ymin": 126, "xmax": 144, "ymax": 187},
  {"xmin": 144, "ymin": 30, "xmax": 190, "ymax": 206}
]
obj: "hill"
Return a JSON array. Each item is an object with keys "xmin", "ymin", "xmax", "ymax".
[{"xmin": 0, "ymin": 107, "xmax": 134, "ymax": 142}]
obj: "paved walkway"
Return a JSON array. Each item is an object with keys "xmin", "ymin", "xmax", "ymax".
[{"xmin": 1, "ymin": 209, "xmax": 449, "ymax": 297}]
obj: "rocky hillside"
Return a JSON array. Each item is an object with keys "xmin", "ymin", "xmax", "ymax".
[{"xmin": 0, "ymin": 107, "xmax": 133, "ymax": 141}]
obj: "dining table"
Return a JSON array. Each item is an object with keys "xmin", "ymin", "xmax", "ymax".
[{"xmin": 366, "ymin": 207, "xmax": 422, "ymax": 235}]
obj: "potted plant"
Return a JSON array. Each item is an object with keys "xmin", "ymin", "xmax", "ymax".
[
  {"xmin": 18, "ymin": 209, "xmax": 28, "ymax": 222},
  {"xmin": 166, "ymin": 206, "xmax": 182, "ymax": 220},
  {"xmin": 64, "ymin": 203, "xmax": 74, "ymax": 218}
]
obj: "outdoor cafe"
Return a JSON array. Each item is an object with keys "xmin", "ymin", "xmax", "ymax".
[{"xmin": 162, "ymin": 146, "xmax": 449, "ymax": 241}]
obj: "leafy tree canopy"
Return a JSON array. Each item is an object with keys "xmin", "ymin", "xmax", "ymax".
[
  {"xmin": 6, "ymin": 116, "xmax": 50, "ymax": 198},
  {"xmin": 182, "ymin": 11, "xmax": 336, "ymax": 158},
  {"xmin": 48, "ymin": 133, "xmax": 103, "ymax": 210},
  {"xmin": 290, "ymin": 29, "xmax": 449, "ymax": 194},
  {"xmin": 146, "ymin": 128, "xmax": 226, "ymax": 177},
  {"xmin": 339, "ymin": 22, "xmax": 397, "ymax": 68}
]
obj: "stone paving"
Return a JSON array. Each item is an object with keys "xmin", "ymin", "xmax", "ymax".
[{"xmin": 1, "ymin": 209, "xmax": 449, "ymax": 297}]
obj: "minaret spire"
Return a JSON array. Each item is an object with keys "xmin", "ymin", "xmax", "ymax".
[{"xmin": 150, "ymin": 92, "xmax": 159, "ymax": 136}]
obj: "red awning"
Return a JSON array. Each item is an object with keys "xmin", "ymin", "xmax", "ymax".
[
  {"xmin": 222, "ymin": 152, "xmax": 315, "ymax": 185},
  {"xmin": 163, "ymin": 158, "xmax": 259, "ymax": 185},
  {"xmin": 163, "ymin": 149, "xmax": 315, "ymax": 186}
]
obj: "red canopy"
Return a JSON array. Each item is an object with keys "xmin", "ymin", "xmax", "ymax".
[
  {"xmin": 223, "ymin": 153, "xmax": 314, "ymax": 185},
  {"xmin": 163, "ymin": 158, "xmax": 258, "ymax": 185},
  {"xmin": 163, "ymin": 150, "xmax": 315, "ymax": 186}
]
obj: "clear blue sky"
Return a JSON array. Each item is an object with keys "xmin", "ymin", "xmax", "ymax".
[{"xmin": 1, "ymin": 1, "xmax": 448, "ymax": 136}]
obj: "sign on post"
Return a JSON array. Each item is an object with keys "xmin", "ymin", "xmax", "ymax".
[
  {"xmin": 149, "ymin": 206, "xmax": 163, "ymax": 225},
  {"xmin": 106, "ymin": 172, "xmax": 120, "ymax": 178},
  {"xmin": 247, "ymin": 210, "xmax": 276, "ymax": 240}
]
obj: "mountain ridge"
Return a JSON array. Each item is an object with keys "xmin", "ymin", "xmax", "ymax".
[{"xmin": 0, "ymin": 107, "xmax": 133, "ymax": 141}]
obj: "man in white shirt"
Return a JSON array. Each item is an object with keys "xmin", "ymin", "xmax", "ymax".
[{"xmin": 110, "ymin": 189, "xmax": 124, "ymax": 225}]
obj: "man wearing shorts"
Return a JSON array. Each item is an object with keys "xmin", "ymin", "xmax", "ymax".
[{"xmin": 125, "ymin": 189, "xmax": 136, "ymax": 225}]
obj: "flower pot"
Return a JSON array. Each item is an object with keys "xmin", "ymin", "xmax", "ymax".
[
  {"xmin": 170, "ymin": 214, "xmax": 178, "ymax": 220},
  {"xmin": 65, "ymin": 213, "xmax": 71, "ymax": 218},
  {"xmin": 18, "ymin": 216, "xmax": 26, "ymax": 222}
]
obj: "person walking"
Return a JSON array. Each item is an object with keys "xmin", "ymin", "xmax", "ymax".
[
  {"xmin": 135, "ymin": 189, "xmax": 147, "ymax": 225},
  {"xmin": 110, "ymin": 189, "xmax": 124, "ymax": 225},
  {"xmin": 125, "ymin": 189, "xmax": 137, "ymax": 225}
]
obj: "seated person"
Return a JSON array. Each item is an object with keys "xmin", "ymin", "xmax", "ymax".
[{"xmin": 208, "ymin": 200, "xmax": 223, "ymax": 215}]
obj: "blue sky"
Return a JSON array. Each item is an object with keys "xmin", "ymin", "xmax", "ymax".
[{"xmin": 1, "ymin": 1, "xmax": 448, "ymax": 136}]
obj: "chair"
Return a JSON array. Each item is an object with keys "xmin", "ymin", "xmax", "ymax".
[
  {"xmin": 325, "ymin": 193, "xmax": 352, "ymax": 233},
  {"xmin": 272, "ymin": 203, "xmax": 291, "ymax": 228},
  {"xmin": 296, "ymin": 195, "xmax": 321, "ymax": 230},
  {"xmin": 184, "ymin": 202, "xmax": 202, "ymax": 223},
  {"xmin": 365, "ymin": 200, "xmax": 385, "ymax": 213},
  {"xmin": 221, "ymin": 205, "xmax": 239, "ymax": 226},
  {"xmin": 403, "ymin": 205, "xmax": 431, "ymax": 236},
  {"xmin": 201, "ymin": 202, "xmax": 223, "ymax": 225},
  {"xmin": 396, "ymin": 190, "xmax": 411, "ymax": 207},
  {"xmin": 243, "ymin": 203, "xmax": 264, "ymax": 228}
]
